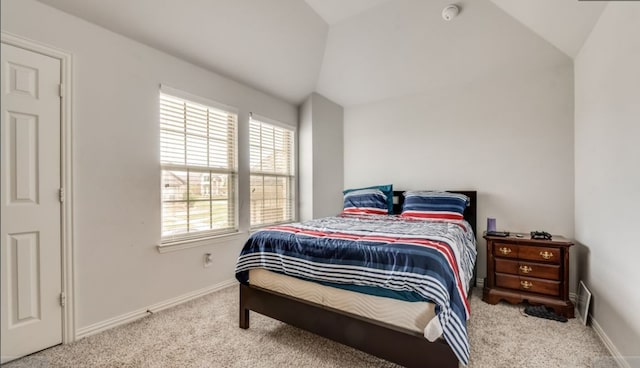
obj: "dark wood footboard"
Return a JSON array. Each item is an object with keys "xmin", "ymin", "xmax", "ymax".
[{"xmin": 239, "ymin": 283, "xmax": 459, "ymax": 368}]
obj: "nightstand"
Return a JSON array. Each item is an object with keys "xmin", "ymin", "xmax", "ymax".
[{"xmin": 482, "ymin": 232, "xmax": 575, "ymax": 318}]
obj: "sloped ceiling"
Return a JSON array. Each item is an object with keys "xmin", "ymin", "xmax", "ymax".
[
  {"xmin": 36, "ymin": 0, "xmax": 329, "ymax": 104},
  {"xmin": 316, "ymin": 0, "xmax": 572, "ymax": 106},
  {"xmin": 489, "ymin": 0, "xmax": 606, "ymax": 58},
  {"xmin": 303, "ymin": 0, "xmax": 394, "ymax": 25},
  {"xmin": 36, "ymin": 0, "xmax": 604, "ymax": 107}
]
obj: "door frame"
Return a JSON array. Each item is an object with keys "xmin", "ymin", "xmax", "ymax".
[{"xmin": 1, "ymin": 31, "xmax": 76, "ymax": 344}]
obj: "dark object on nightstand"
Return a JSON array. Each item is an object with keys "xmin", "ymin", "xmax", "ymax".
[
  {"xmin": 524, "ymin": 305, "xmax": 568, "ymax": 322},
  {"xmin": 531, "ymin": 231, "xmax": 552, "ymax": 240},
  {"xmin": 486, "ymin": 230, "xmax": 510, "ymax": 237},
  {"xmin": 482, "ymin": 232, "xmax": 575, "ymax": 318}
]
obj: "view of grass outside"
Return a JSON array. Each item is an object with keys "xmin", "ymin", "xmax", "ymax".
[
  {"xmin": 162, "ymin": 170, "xmax": 233, "ymax": 237},
  {"xmin": 250, "ymin": 175, "xmax": 291, "ymax": 226}
]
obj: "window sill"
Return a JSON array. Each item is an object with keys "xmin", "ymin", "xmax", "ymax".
[{"xmin": 157, "ymin": 231, "xmax": 248, "ymax": 254}]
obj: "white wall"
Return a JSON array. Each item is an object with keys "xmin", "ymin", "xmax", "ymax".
[
  {"xmin": 574, "ymin": 3, "xmax": 640, "ymax": 364},
  {"xmin": 1, "ymin": 0, "xmax": 297, "ymax": 331},
  {"xmin": 310, "ymin": 93, "xmax": 344, "ymax": 219},
  {"xmin": 299, "ymin": 93, "xmax": 344, "ymax": 221},
  {"xmin": 299, "ymin": 97, "xmax": 314, "ymax": 221},
  {"xmin": 344, "ymin": 62, "xmax": 575, "ymax": 282}
]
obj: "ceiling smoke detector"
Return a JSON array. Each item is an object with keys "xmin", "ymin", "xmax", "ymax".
[{"xmin": 442, "ymin": 5, "xmax": 459, "ymax": 21}]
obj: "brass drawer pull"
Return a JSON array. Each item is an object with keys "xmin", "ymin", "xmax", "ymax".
[
  {"xmin": 498, "ymin": 247, "xmax": 512, "ymax": 255},
  {"xmin": 519, "ymin": 265, "xmax": 532, "ymax": 274},
  {"xmin": 539, "ymin": 251, "xmax": 554, "ymax": 260},
  {"xmin": 520, "ymin": 281, "xmax": 533, "ymax": 289}
]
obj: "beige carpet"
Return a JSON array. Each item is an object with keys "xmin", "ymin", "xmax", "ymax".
[{"xmin": 4, "ymin": 286, "xmax": 613, "ymax": 368}]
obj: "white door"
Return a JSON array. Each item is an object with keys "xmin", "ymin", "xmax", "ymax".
[{"xmin": 1, "ymin": 42, "xmax": 63, "ymax": 363}]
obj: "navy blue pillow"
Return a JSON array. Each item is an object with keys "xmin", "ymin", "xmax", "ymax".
[
  {"xmin": 342, "ymin": 189, "xmax": 389, "ymax": 215},
  {"xmin": 343, "ymin": 184, "xmax": 393, "ymax": 214},
  {"xmin": 401, "ymin": 191, "xmax": 469, "ymax": 220}
]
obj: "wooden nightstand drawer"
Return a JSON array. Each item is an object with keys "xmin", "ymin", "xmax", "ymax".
[
  {"xmin": 493, "ymin": 242, "xmax": 518, "ymax": 258},
  {"xmin": 518, "ymin": 245, "xmax": 560, "ymax": 264},
  {"xmin": 495, "ymin": 273, "xmax": 560, "ymax": 297},
  {"xmin": 495, "ymin": 258, "xmax": 560, "ymax": 280}
]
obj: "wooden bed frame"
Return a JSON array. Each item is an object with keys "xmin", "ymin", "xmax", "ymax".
[{"xmin": 239, "ymin": 190, "xmax": 477, "ymax": 368}]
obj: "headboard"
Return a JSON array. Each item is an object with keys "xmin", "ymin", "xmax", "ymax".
[{"xmin": 392, "ymin": 190, "xmax": 478, "ymax": 235}]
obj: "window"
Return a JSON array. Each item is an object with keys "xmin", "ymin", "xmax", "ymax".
[
  {"xmin": 249, "ymin": 114, "xmax": 296, "ymax": 227},
  {"xmin": 160, "ymin": 87, "xmax": 237, "ymax": 242}
]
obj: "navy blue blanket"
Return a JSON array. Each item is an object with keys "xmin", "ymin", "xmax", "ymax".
[{"xmin": 235, "ymin": 214, "xmax": 476, "ymax": 365}]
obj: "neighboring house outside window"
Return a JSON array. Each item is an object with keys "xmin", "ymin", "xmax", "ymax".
[
  {"xmin": 249, "ymin": 114, "xmax": 296, "ymax": 227},
  {"xmin": 159, "ymin": 87, "xmax": 238, "ymax": 243}
]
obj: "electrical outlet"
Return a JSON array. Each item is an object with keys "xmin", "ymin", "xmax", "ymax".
[{"xmin": 203, "ymin": 253, "xmax": 213, "ymax": 268}]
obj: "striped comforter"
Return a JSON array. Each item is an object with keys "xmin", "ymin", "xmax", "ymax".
[{"xmin": 235, "ymin": 214, "xmax": 477, "ymax": 365}]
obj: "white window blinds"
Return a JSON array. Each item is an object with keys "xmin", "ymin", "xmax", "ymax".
[
  {"xmin": 249, "ymin": 115, "xmax": 296, "ymax": 227},
  {"xmin": 160, "ymin": 89, "xmax": 237, "ymax": 241}
]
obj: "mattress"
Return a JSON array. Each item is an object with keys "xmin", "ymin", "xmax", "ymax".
[
  {"xmin": 237, "ymin": 213, "xmax": 476, "ymax": 364},
  {"xmin": 249, "ymin": 268, "xmax": 436, "ymax": 334}
]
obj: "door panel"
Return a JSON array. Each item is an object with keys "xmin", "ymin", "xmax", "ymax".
[
  {"xmin": 1, "ymin": 42, "xmax": 62, "ymax": 363},
  {"xmin": 8, "ymin": 112, "xmax": 39, "ymax": 204},
  {"xmin": 9, "ymin": 232, "xmax": 41, "ymax": 324}
]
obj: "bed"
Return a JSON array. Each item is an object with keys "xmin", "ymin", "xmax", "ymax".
[{"xmin": 235, "ymin": 190, "xmax": 477, "ymax": 368}]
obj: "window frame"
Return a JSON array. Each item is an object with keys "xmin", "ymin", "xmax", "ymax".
[
  {"xmin": 249, "ymin": 113, "xmax": 297, "ymax": 229},
  {"xmin": 159, "ymin": 85, "xmax": 239, "ymax": 245}
]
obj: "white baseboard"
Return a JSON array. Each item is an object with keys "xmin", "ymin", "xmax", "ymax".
[
  {"xmin": 591, "ymin": 316, "xmax": 632, "ymax": 368},
  {"xmin": 76, "ymin": 278, "xmax": 237, "ymax": 340}
]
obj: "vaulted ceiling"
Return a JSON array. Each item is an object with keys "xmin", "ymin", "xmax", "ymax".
[{"xmin": 37, "ymin": 0, "xmax": 606, "ymax": 107}]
